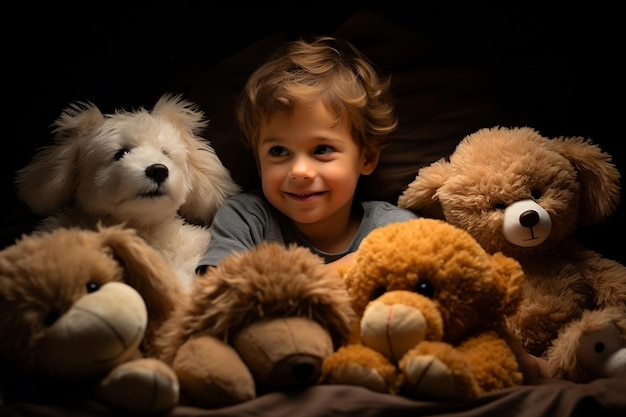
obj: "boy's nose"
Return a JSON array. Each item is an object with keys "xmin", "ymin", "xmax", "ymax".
[{"xmin": 290, "ymin": 156, "xmax": 316, "ymax": 180}]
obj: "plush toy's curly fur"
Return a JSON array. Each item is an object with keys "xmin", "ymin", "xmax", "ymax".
[
  {"xmin": 322, "ymin": 218, "xmax": 524, "ymax": 399},
  {"xmin": 14, "ymin": 93, "xmax": 241, "ymax": 291},
  {"xmin": 398, "ymin": 126, "xmax": 626, "ymax": 382},
  {"xmin": 0, "ymin": 224, "xmax": 187, "ymax": 413},
  {"xmin": 156, "ymin": 242, "xmax": 355, "ymax": 408}
]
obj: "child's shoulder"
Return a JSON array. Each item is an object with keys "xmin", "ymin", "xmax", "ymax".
[
  {"xmin": 219, "ymin": 189, "xmax": 271, "ymax": 213},
  {"xmin": 361, "ymin": 200, "xmax": 418, "ymax": 222}
]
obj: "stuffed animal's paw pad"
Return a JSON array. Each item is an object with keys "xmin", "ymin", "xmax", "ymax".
[
  {"xmin": 402, "ymin": 355, "xmax": 461, "ymax": 399},
  {"xmin": 95, "ymin": 360, "xmax": 179, "ymax": 413},
  {"xmin": 326, "ymin": 364, "xmax": 390, "ymax": 393}
]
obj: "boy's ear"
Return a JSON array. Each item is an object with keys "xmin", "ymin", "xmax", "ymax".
[{"xmin": 360, "ymin": 148, "xmax": 380, "ymax": 175}]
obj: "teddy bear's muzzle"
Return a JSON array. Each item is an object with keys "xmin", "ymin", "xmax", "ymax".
[
  {"xmin": 34, "ymin": 282, "xmax": 148, "ymax": 378},
  {"xmin": 360, "ymin": 292, "xmax": 444, "ymax": 364},
  {"xmin": 233, "ymin": 316, "xmax": 334, "ymax": 390},
  {"xmin": 502, "ymin": 199, "xmax": 552, "ymax": 247}
]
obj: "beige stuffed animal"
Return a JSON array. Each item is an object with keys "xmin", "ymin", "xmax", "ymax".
[
  {"xmin": 14, "ymin": 93, "xmax": 241, "ymax": 292},
  {"xmin": 547, "ymin": 306, "xmax": 626, "ymax": 382},
  {"xmin": 398, "ymin": 126, "xmax": 626, "ymax": 382},
  {"xmin": 0, "ymin": 225, "xmax": 186, "ymax": 413},
  {"xmin": 322, "ymin": 218, "xmax": 525, "ymax": 399},
  {"xmin": 155, "ymin": 241, "xmax": 355, "ymax": 408}
]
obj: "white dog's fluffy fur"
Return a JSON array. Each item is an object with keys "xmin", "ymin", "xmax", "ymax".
[{"xmin": 15, "ymin": 93, "xmax": 241, "ymax": 292}]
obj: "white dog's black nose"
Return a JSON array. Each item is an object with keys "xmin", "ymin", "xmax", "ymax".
[{"xmin": 145, "ymin": 164, "xmax": 169, "ymax": 185}]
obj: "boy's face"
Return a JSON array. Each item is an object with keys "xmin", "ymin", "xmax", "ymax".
[{"xmin": 257, "ymin": 100, "xmax": 378, "ymax": 228}]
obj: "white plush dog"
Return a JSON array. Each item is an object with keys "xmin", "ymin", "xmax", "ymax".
[{"xmin": 15, "ymin": 93, "xmax": 241, "ymax": 292}]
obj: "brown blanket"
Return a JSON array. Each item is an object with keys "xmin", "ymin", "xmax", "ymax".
[{"xmin": 4, "ymin": 375, "xmax": 625, "ymax": 417}]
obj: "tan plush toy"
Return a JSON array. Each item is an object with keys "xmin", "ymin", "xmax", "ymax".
[
  {"xmin": 547, "ymin": 307, "xmax": 626, "ymax": 382},
  {"xmin": 155, "ymin": 241, "xmax": 355, "ymax": 408},
  {"xmin": 321, "ymin": 218, "xmax": 525, "ymax": 399},
  {"xmin": 0, "ymin": 225, "xmax": 186, "ymax": 414},
  {"xmin": 398, "ymin": 126, "xmax": 626, "ymax": 382}
]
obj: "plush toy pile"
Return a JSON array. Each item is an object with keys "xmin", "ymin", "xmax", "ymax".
[
  {"xmin": 398, "ymin": 126, "xmax": 626, "ymax": 382},
  {"xmin": 155, "ymin": 242, "xmax": 355, "ymax": 408},
  {"xmin": 0, "ymin": 225, "xmax": 187, "ymax": 413},
  {"xmin": 321, "ymin": 218, "xmax": 525, "ymax": 399}
]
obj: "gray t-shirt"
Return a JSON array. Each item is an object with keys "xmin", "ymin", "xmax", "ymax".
[{"xmin": 198, "ymin": 189, "xmax": 418, "ymax": 269}]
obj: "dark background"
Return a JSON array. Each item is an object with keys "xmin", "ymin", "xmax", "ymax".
[{"xmin": 3, "ymin": 2, "xmax": 623, "ymax": 263}]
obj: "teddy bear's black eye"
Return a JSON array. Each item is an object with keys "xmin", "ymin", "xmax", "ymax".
[
  {"xmin": 493, "ymin": 203, "xmax": 506, "ymax": 211},
  {"xmin": 86, "ymin": 281, "xmax": 101, "ymax": 293},
  {"xmin": 415, "ymin": 280, "xmax": 434, "ymax": 298},
  {"xmin": 114, "ymin": 148, "xmax": 131, "ymax": 160},
  {"xmin": 594, "ymin": 342, "xmax": 605, "ymax": 353},
  {"xmin": 531, "ymin": 189, "xmax": 542, "ymax": 200},
  {"xmin": 43, "ymin": 310, "xmax": 61, "ymax": 327},
  {"xmin": 370, "ymin": 285, "xmax": 386, "ymax": 301}
]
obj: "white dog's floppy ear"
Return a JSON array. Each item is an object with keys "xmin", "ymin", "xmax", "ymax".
[
  {"xmin": 181, "ymin": 141, "xmax": 242, "ymax": 225},
  {"xmin": 14, "ymin": 102, "xmax": 105, "ymax": 215},
  {"xmin": 152, "ymin": 93, "xmax": 241, "ymax": 225}
]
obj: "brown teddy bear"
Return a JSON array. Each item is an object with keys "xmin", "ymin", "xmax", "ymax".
[
  {"xmin": 0, "ymin": 224, "xmax": 186, "ymax": 414},
  {"xmin": 155, "ymin": 241, "xmax": 355, "ymax": 408},
  {"xmin": 397, "ymin": 126, "xmax": 626, "ymax": 382},
  {"xmin": 321, "ymin": 218, "xmax": 525, "ymax": 399}
]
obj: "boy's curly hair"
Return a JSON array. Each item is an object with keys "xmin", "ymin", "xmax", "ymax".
[{"xmin": 237, "ymin": 35, "xmax": 397, "ymax": 162}]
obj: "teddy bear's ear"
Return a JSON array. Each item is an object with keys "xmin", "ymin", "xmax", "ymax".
[
  {"xmin": 548, "ymin": 136, "xmax": 621, "ymax": 226},
  {"xmin": 14, "ymin": 102, "xmax": 104, "ymax": 215},
  {"xmin": 151, "ymin": 93, "xmax": 242, "ymax": 225},
  {"xmin": 397, "ymin": 158, "xmax": 450, "ymax": 219},
  {"xmin": 95, "ymin": 224, "xmax": 185, "ymax": 324},
  {"xmin": 490, "ymin": 252, "xmax": 525, "ymax": 317}
]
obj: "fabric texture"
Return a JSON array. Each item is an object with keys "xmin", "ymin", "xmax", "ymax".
[{"xmin": 4, "ymin": 374, "xmax": 625, "ymax": 417}]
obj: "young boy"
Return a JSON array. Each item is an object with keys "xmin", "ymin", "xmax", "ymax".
[{"xmin": 196, "ymin": 35, "xmax": 417, "ymax": 273}]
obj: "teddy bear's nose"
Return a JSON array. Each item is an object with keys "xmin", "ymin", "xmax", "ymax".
[
  {"xmin": 502, "ymin": 199, "xmax": 551, "ymax": 247},
  {"xmin": 519, "ymin": 210, "xmax": 540, "ymax": 227},
  {"xmin": 267, "ymin": 354, "xmax": 322, "ymax": 388}
]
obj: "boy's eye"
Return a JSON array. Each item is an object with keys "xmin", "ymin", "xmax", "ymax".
[
  {"xmin": 268, "ymin": 146, "xmax": 288, "ymax": 157},
  {"xmin": 314, "ymin": 145, "xmax": 334, "ymax": 155}
]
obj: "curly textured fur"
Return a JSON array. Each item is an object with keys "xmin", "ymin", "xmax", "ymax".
[{"xmin": 14, "ymin": 94, "xmax": 241, "ymax": 291}]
